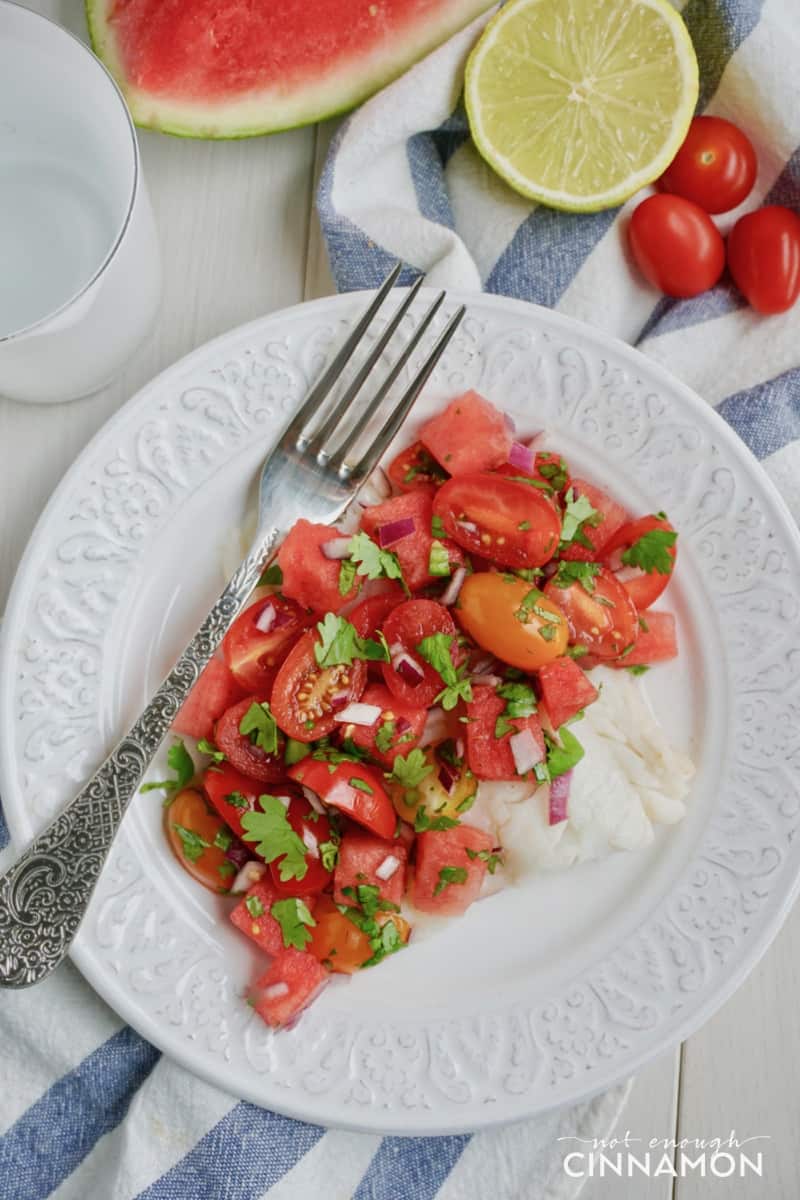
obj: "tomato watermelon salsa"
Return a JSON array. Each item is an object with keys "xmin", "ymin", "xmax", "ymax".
[{"xmin": 151, "ymin": 390, "xmax": 680, "ymax": 1030}]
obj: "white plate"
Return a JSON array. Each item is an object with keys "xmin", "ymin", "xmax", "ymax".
[{"xmin": 2, "ymin": 291, "xmax": 800, "ymax": 1135}]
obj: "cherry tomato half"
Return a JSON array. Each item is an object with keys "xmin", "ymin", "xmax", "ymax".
[
  {"xmin": 215, "ymin": 696, "xmax": 286, "ymax": 782},
  {"xmin": 456, "ymin": 573, "xmax": 568, "ymax": 670},
  {"xmin": 222, "ymin": 594, "xmax": 310, "ymax": 694},
  {"xmin": 603, "ymin": 515, "xmax": 677, "ymax": 611},
  {"xmin": 628, "ymin": 194, "xmax": 725, "ymax": 298},
  {"xmin": 268, "ymin": 795, "xmax": 335, "ymax": 897},
  {"xmin": 387, "ymin": 440, "xmax": 448, "ymax": 491},
  {"xmin": 727, "ymin": 205, "xmax": 800, "ymax": 315},
  {"xmin": 306, "ymin": 895, "xmax": 373, "ymax": 972},
  {"xmin": 433, "ymin": 472, "xmax": 561, "ymax": 568},
  {"xmin": 271, "ymin": 629, "xmax": 367, "ymax": 743},
  {"xmin": 381, "ymin": 599, "xmax": 459, "ymax": 708},
  {"xmin": 543, "ymin": 567, "xmax": 639, "ymax": 659},
  {"xmin": 288, "ymin": 758, "xmax": 396, "ymax": 840},
  {"xmin": 166, "ymin": 788, "xmax": 233, "ymax": 893},
  {"xmin": 203, "ymin": 762, "xmax": 262, "ymax": 838},
  {"xmin": 659, "ymin": 116, "xmax": 757, "ymax": 214}
]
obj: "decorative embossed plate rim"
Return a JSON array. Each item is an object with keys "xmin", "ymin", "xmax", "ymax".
[{"xmin": 2, "ymin": 290, "xmax": 800, "ymax": 1134}]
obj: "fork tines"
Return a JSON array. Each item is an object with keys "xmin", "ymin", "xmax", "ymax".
[{"xmin": 286, "ymin": 264, "xmax": 465, "ymax": 483}]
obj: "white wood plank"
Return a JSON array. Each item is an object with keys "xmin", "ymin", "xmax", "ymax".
[{"xmin": 673, "ymin": 906, "xmax": 800, "ymax": 1199}]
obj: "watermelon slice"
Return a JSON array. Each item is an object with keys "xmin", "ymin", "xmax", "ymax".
[{"xmin": 87, "ymin": 0, "xmax": 495, "ymax": 138}]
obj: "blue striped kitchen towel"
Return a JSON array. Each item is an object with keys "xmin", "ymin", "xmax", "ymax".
[{"xmin": 3, "ymin": 1, "xmax": 799, "ymax": 1198}]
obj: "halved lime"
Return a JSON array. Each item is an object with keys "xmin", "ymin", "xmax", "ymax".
[{"xmin": 465, "ymin": 0, "xmax": 699, "ymax": 212}]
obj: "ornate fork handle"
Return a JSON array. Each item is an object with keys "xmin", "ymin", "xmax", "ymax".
[{"xmin": 0, "ymin": 527, "xmax": 280, "ymax": 988}]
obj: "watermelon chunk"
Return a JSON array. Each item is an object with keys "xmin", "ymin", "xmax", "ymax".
[
  {"xmin": 87, "ymin": 0, "xmax": 496, "ymax": 138},
  {"xmin": 420, "ymin": 391, "xmax": 512, "ymax": 475},
  {"xmin": 231, "ymin": 880, "xmax": 289, "ymax": 958},
  {"xmin": 334, "ymin": 830, "xmax": 408, "ymax": 906},
  {"xmin": 561, "ymin": 480, "xmax": 629, "ymax": 562},
  {"xmin": 277, "ymin": 519, "xmax": 358, "ymax": 614},
  {"xmin": 465, "ymin": 685, "xmax": 546, "ymax": 781},
  {"xmin": 171, "ymin": 657, "xmax": 246, "ymax": 741},
  {"xmin": 359, "ymin": 487, "xmax": 463, "ymax": 592},
  {"xmin": 249, "ymin": 948, "xmax": 328, "ymax": 1028},
  {"xmin": 613, "ymin": 611, "xmax": 678, "ymax": 666},
  {"xmin": 412, "ymin": 825, "xmax": 495, "ymax": 916},
  {"xmin": 538, "ymin": 658, "xmax": 599, "ymax": 729},
  {"xmin": 347, "ymin": 683, "xmax": 427, "ymax": 765}
]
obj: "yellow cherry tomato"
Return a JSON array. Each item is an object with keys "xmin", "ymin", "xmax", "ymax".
[
  {"xmin": 457, "ymin": 573, "xmax": 568, "ymax": 670},
  {"xmin": 388, "ymin": 743, "xmax": 477, "ymax": 826}
]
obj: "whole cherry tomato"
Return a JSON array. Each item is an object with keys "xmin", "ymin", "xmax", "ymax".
[
  {"xmin": 727, "ymin": 205, "xmax": 800, "ymax": 315},
  {"xmin": 659, "ymin": 117, "xmax": 757, "ymax": 214},
  {"xmin": 628, "ymin": 195, "xmax": 725, "ymax": 298}
]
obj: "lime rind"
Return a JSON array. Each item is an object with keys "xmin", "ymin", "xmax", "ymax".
[{"xmin": 465, "ymin": 0, "xmax": 699, "ymax": 212}]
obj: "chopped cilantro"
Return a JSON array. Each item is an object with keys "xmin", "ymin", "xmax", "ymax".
[
  {"xmin": 413, "ymin": 807, "xmax": 459, "ymax": 832},
  {"xmin": 225, "ymin": 791, "xmax": 249, "ymax": 810},
  {"xmin": 349, "ymin": 776, "xmax": 374, "ymax": 795},
  {"xmin": 239, "ymin": 701, "xmax": 279, "ymax": 756},
  {"xmin": 245, "ymin": 894, "xmax": 265, "ymax": 918},
  {"xmin": 314, "ymin": 613, "xmax": 389, "ymax": 668},
  {"xmin": 559, "ymin": 488, "xmax": 602, "ymax": 552},
  {"xmin": 213, "ymin": 828, "xmax": 233, "ymax": 852},
  {"xmin": 618, "ymin": 642, "xmax": 635, "ymax": 658},
  {"xmin": 506, "ymin": 474, "xmax": 552, "ymax": 493},
  {"xmin": 346, "ymin": 531, "xmax": 409, "ymax": 594},
  {"xmin": 436, "ymin": 738, "xmax": 463, "ymax": 768},
  {"xmin": 312, "ymin": 737, "xmax": 369, "ymax": 766},
  {"xmin": 241, "ymin": 794, "xmax": 308, "ymax": 881},
  {"xmin": 545, "ymin": 726, "xmax": 585, "ymax": 778},
  {"xmin": 537, "ymin": 454, "xmax": 569, "ymax": 491},
  {"xmin": 626, "ymin": 664, "xmax": 650, "ymax": 676},
  {"xmin": 431, "ymin": 514, "xmax": 447, "ymax": 539},
  {"xmin": 284, "ymin": 737, "xmax": 310, "ymax": 766},
  {"xmin": 403, "ymin": 446, "xmax": 445, "ymax": 484},
  {"xmin": 514, "ymin": 567, "xmax": 543, "ymax": 583},
  {"xmin": 338, "ymin": 556, "xmax": 358, "ymax": 596},
  {"xmin": 391, "ymin": 748, "xmax": 433, "ymax": 791},
  {"xmin": 466, "ymin": 847, "xmax": 503, "ymax": 873},
  {"xmin": 417, "ymin": 633, "xmax": 472, "ymax": 710},
  {"xmin": 494, "ymin": 680, "xmax": 538, "ymax": 738},
  {"xmin": 140, "ymin": 739, "xmax": 195, "ymax": 795},
  {"xmin": 319, "ymin": 838, "xmax": 340, "ymax": 872},
  {"xmin": 428, "ymin": 540, "xmax": 451, "ymax": 578},
  {"xmin": 566, "ymin": 644, "xmax": 589, "ymax": 659},
  {"xmin": 338, "ymin": 885, "xmax": 405, "ymax": 967},
  {"xmin": 455, "ymin": 792, "xmax": 476, "ymax": 814},
  {"xmin": 217, "ymin": 861, "xmax": 236, "ymax": 881},
  {"xmin": 621, "ymin": 527, "xmax": 677, "ymax": 575},
  {"xmin": 433, "ymin": 865, "xmax": 468, "ymax": 896},
  {"xmin": 517, "ymin": 520, "xmax": 531, "ymax": 531},
  {"xmin": 172, "ymin": 823, "xmax": 209, "ymax": 863},
  {"xmin": 271, "ymin": 897, "xmax": 316, "ymax": 950},
  {"xmin": 197, "ymin": 737, "xmax": 225, "ymax": 763},
  {"xmin": 553, "ymin": 561, "xmax": 602, "ymax": 593},
  {"xmin": 258, "ymin": 563, "xmax": 283, "ymax": 587},
  {"xmin": 639, "ymin": 615, "xmax": 650, "ymax": 633},
  {"xmin": 374, "ymin": 720, "xmax": 396, "ymax": 755}
]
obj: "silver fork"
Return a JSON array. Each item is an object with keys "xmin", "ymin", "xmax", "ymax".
[{"xmin": 0, "ymin": 266, "xmax": 466, "ymax": 988}]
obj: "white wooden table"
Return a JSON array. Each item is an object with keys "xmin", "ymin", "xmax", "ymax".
[{"xmin": 2, "ymin": 4, "xmax": 797, "ymax": 1196}]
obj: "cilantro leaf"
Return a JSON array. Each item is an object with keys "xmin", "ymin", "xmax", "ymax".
[
  {"xmin": 312, "ymin": 737, "xmax": 369, "ymax": 766},
  {"xmin": 338, "ymin": 557, "xmax": 358, "ymax": 596},
  {"xmin": 346, "ymin": 532, "xmax": 409, "ymax": 594},
  {"xmin": 413, "ymin": 806, "xmax": 459, "ymax": 832},
  {"xmin": 566, "ymin": 644, "xmax": 589, "ymax": 659},
  {"xmin": 284, "ymin": 737, "xmax": 310, "ymax": 766},
  {"xmin": 514, "ymin": 589, "xmax": 563, "ymax": 646},
  {"xmin": 536, "ymin": 454, "xmax": 569, "ymax": 491},
  {"xmin": 545, "ymin": 726, "xmax": 585, "ymax": 778},
  {"xmin": 428, "ymin": 540, "xmax": 451, "ymax": 578},
  {"xmin": 314, "ymin": 613, "xmax": 390, "ymax": 668},
  {"xmin": 506, "ymin": 474, "xmax": 553, "ymax": 493},
  {"xmin": 171, "ymin": 823, "xmax": 209, "ymax": 863},
  {"xmin": 239, "ymin": 701, "xmax": 279, "ymax": 756},
  {"xmin": 374, "ymin": 720, "xmax": 396, "ymax": 755},
  {"xmin": 217, "ymin": 861, "xmax": 236, "ymax": 881},
  {"xmin": 319, "ymin": 838, "xmax": 340, "ymax": 871},
  {"xmin": 141, "ymin": 738, "xmax": 195, "ymax": 795},
  {"xmin": 433, "ymin": 865, "xmax": 468, "ymax": 896},
  {"xmin": 559, "ymin": 488, "xmax": 602, "ymax": 551},
  {"xmin": 213, "ymin": 828, "xmax": 232, "ymax": 851},
  {"xmin": 621, "ymin": 527, "xmax": 677, "ymax": 575},
  {"xmin": 245, "ymin": 894, "xmax": 265, "ymax": 918},
  {"xmin": 417, "ymin": 633, "xmax": 473, "ymax": 711},
  {"xmin": 553, "ymin": 561, "xmax": 602, "ymax": 594},
  {"xmin": 197, "ymin": 738, "xmax": 225, "ymax": 763},
  {"xmin": 626, "ymin": 664, "xmax": 650, "ymax": 676},
  {"xmin": 258, "ymin": 563, "xmax": 283, "ymax": 587},
  {"xmin": 494, "ymin": 680, "xmax": 537, "ymax": 738},
  {"xmin": 431, "ymin": 514, "xmax": 446, "ymax": 539},
  {"xmin": 225, "ymin": 791, "xmax": 249, "ymax": 809},
  {"xmin": 338, "ymin": 886, "xmax": 406, "ymax": 967},
  {"xmin": 391, "ymin": 749, "xmax": 433, "ymax": 790},
  {"xmin": 466, "ymin": 847, "xmax": 503, "ymax": 873},
  {"xmin": 241, "ymin": 795, "xmax": 308, "ymax": 880},
  {"xmin": 270, "ymin": 897, "xmax": 316, "ymax": 950}
]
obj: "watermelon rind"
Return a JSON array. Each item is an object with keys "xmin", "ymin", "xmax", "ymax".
[{"xmin": 86, "ymin": 0, "xmax": 496, "ymax": 139}]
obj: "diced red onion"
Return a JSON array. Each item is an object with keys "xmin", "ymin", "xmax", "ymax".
[
  {"xmin": 302, "ymin": 827, "xmax": 319, "ymax": 858},
  {"xmin": 255, "ymin": 602, "xmax": 276, "ymax": 633},
  {"xmin": 265, "ymin": 981, "xmax": 290, "ymax": 1000},
  {"xmin": 391, "ymin": 649, "xmax": 425, "ymax": 686},
  {"xmin": 438, "ymin": 762, "xmax": 460, "ymax": 794},
  {"xmin": 301, "ymin": 785, "xmax": 325, "ymax": 815},
  {"xmin": 440, "ymin": 566, "xmax": 467, "ymax": 607},
  {"xmin": 377, "ymin": 517, "xmax": 415, "ymax": 547},
  {"xmin": 330, "ymin": 690, "xmax": 351, "ymax": 711},
  {"xmin": 420, "ymin": 707, "xmax": 447, "ymax": 746},
  {"xmin": 507, "ymin": 441, "xmax": 535, "ymax": 474},
  {"xmin": 231, "ymin": 861, "xmax": 267, "ymax": 894},
  {"xmin": 333, "ymin": 701, "xmax": 381, "ymax": 726},
  {"xmin": 470, "ymin": 673, "xmax": 503, "ymax": 687},
  {"xmin": 549, "ymin": 772, "xmax": 572, "ymax": 825},
  {"xmin": 615, "ymin": 565, "xmax": 642, "ymax": 583},
  {"xmin": 321, "ymin": 537, "xmax": 352, "ymax": 560},
  {"xmin": 375, "ymin": 854, "xmax": 401, "ymax": 881},
  {"xmin": 395, "ymin": 716, "xmax": 411, "ymax": 735},
  {"xmin": 542, "ymin": 560, "xmax": 559, "ymax": 579},
  {"xmin": 225, "ymin": 838, "xmax": 252, "ymax": 869},
  {"xmin": 510, "ymin": 727, "xmax": 544, "ymax": 775},
  {"xmin": 272, "ymin": 606, "xmax": 295, "ymax": 629}
]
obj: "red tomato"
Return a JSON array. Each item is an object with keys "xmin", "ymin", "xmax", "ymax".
[
  {"xmin": 659, "ymin": 116, "xmax": 757, "ymax": 214},
  {"xmin": 544, "ymin": 567, "xmax": 639, "ymax": 659},
  {"xmin": 465, "ymin": 685, "xmax": 546, "ymax": 781},
  {"xmin": 333, "ymin": 829, "xmax": 408, "ymax": 906},
  {"xmin": 348, "ymin": 588, "xmax": 405, "ymax": 639},
  {"xmin": 214, "ymin": 696, "xmax": 286, "ymax": 782},
  {"xmin": 387, "ymin": 441, "xmax": 448, "ymax": 491},
  {"xmin": 288, "ymin": 758, "xmax": 396, "ymax": 839},
  {"xmin": 537, "ymin": 658, "xmax": 599, "ymax": 729},
  {"xmin": 433, "ymin": 472, "xmax": 561, "ymax": 567},
  {"xmin": 222, "ymin": 594, "xmax": 310, "ymax": 694},
  {"xmin": 603, "ymin": 515, "xmax": 677, "ymax": 610},
  {"xmin": 172, "ymin": 658, "xmax": 246, "ymax": 741},
  {"xmin": 419, "ymin": 390, "xmax": 512, "ymax": 475},
  {"xmin": 727, "ymin": 205, "xmax": 800, "ymax": 314},
  {"xmin": 306, "ymin": 895, "xmax": 373, "ymax": 973},
  {"xmin": 270, "ymin": 629, "xmax": 367, "ymax": 743},
  {"xmin": 166, "ymin": 788, "xmax": 233, "ymax": 893},
  {"xmin": 381, "ymin": 598, "xmax": 459, "ymax": 708},
  {"xmin": 249, "ymin": 948, "xmax": 329, "ymax": 1028},
  {"xmin": 203, "ymin": 762, "xmax": 262, "ymax": 839},
  {"xmin": 412, "ymin": 825, "xmax": 495, "ymax": 916},
  {"xmin": 277, "ymin": 519, "xmax": 359, "ymax": 613},
  {"xmin": 346, "ymin": 683, "xmax": 427, "ymax": 765},
  {"xmin": 359, "ymin": 486, "xmax": 463, "ymax": 591},
  {"xmin": 628, "ymin": 194, "xmax": 725, "ymax": 298},
  {"xmin": 611, "ymin": 610, "xmax": 678, "ymax": 667},
  {"xmin": 268, "ymin": 796, "xmax": 335, "ymax": 897}
]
